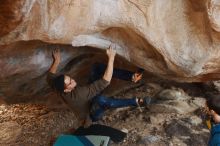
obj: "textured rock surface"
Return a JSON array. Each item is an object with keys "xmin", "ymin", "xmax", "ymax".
[
  {"xmin": 0, "ymin": 82, "xmax": 210, "ymax": 146},
  {"xmin": 0, "ymin": 0, "xmax": 220, "ymax": 82},
  {"xmin": 0, "ymin": 40, "xmax": 141, "ymax": 101},
  {"xmin": 0, "ymin": 1, "xmax": 215, "ymax": 145}
]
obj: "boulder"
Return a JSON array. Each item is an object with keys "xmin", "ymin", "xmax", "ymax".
[{"xmin": 0, "ymin": 0, "xmax": 220, "ymax": 82}]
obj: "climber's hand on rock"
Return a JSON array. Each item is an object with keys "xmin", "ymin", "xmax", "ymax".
[
  {"xmin": 52, "ymin": 48, "xmax": 61, "ymax": 64},
  {"xmin": 106, "ymin": 44, "xmax": 116, "ymax": 60}
]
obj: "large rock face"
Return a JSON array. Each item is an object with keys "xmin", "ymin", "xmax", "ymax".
[
  {"xmin": 0, "ymin": 0, "xmax": 220, "ymax": 100},
  {"xmin": 1, "ymin": 0, "xmax": 220, "ymax": 79}
]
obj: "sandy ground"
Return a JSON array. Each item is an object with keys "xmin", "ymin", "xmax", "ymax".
[{"xmin": 0, "ymin": 81, "xmax": 211, "ymax": 146}]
